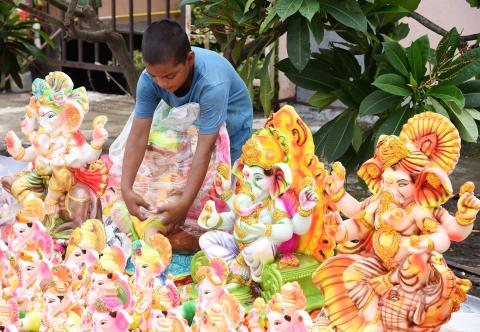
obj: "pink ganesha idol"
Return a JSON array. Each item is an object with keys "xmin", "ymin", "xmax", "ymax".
[
  {"xmin": 313, "ymin": 112, "xmax": 480, "ymax": 331},
  {"xmin": 130, "ymin": 234, "xmax": 172, "ymax": 329},
  {"xmin": 87, "ymin": 275, "xmax": 133, "ymax": 332},
  {"xmin": 3, "ymin": 71, "xmax": 109, "ymax": 235},
  {"xmin": 193, "ymin": 258, "xmax": 245, "ymax": 332},
  {"xmin": 240, "ymin": 282, "xmax": 312, "ymax": 332},
  {"xmin": 139, "ymin": 284, "xmax": 190, "ymax": 332},
  {"xmin": 265, "ymin": 282, "xmax": 312, "ymax": 332},
  {"xmin": 8, "ymin": 197, "xmax": 52, "ymax": 258},
  {"xmin": 64, "ymin": 218, "xmax": 106, "ymax": 276},
  {"xmin": 40, "ymin": 265, "xmax": 83, "ymax": 331},
  {"xmin": 86, "ymin": 245, "xmax": 129, "ymax": 310}
]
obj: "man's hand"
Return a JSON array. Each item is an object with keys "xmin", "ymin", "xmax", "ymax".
[
  {"xmin": 122, "ymin": 189, "xmax": 151, "ymax": 221},
  {"xmin": 152, "ymin": 197, "xmax": 189, "ymax": 227}
]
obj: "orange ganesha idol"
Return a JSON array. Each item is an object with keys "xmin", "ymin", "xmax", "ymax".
[{"xmin": 313, "ymin": 112, "xmax": 480, "ymax": 331}]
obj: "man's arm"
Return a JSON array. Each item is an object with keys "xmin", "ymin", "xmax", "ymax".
[
  {"xmin": 154, "ymin": 132, "xmax": 218, "ymax": 226},
  {"xmin": 181, "ymin": 132, "xmax": 218, "ymax": 207},
  {"xmin": 120, "ymin": 70, "xmax": 161, "ymax": 220},
  {"xmin": 120, "ymin": 118, "xmax": 153, "ymax": 220},
  {"xmin": 155, "ymin": 83, "xmax": 228, "ymax": 226}
]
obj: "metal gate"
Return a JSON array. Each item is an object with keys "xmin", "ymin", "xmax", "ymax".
[{"xmin": 42, "ymin": 0, "xmax": 183, "ymax": 74}]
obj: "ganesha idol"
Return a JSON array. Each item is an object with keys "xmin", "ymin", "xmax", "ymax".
[
  {"xmin": 64, "ymin": 218, "xmax": 106, "ymax": 277},
  {"xmin": 3, "ymin": 71, "xmax": 109, "ymax": 237},
  {"xmin": 240, "ymin": 282, "xmax": 312, "ymax": 332},
  {"xmin": 129, "ymin": 234, "xmax": 172, "ymax": 329},
  {"xmin": 193, "ymin": 258, "xmax": 245, "ymax": 331},
  {"xmin": 7, "ymin": 197, "xmax": 53, "ymax": 257},
  {"xmin": 198, "ymin": 126, "xmax": 319, "ymax": 290},
  {"xmin": 313, "ymin": 112, "xmax": 480, "ymax": 331}
]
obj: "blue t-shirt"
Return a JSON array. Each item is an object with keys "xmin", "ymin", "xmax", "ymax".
[{"xmin": 134, "ymin": 47, "xmax": 253, "ymax": 162}]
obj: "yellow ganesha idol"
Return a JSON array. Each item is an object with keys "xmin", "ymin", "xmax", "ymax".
[
  {"xmin": 313, "ymin": 112, "xmax": 480, "ymax": 331},
  {"xmin": 3, "ymin": 71, "xmax": 109, "ymax": 237}
]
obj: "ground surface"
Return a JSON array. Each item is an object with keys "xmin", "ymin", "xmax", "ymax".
[{"xmin": 1, "ymin": 91, "xmax": 479, "ymax": 295}]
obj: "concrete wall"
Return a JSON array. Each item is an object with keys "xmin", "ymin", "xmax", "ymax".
[{"xmin": 402, "ymin": 0, "xmax": 480, "ymax": 47}]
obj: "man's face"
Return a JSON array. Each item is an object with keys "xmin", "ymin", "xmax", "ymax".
[{"xmin": 145, "ymin": 52, "xmax": 194, "ymax": 93}]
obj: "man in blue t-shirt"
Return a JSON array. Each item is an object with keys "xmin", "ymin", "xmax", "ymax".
[{"xmin": 121, "ymin": 20, "xmax": 253, "ymax": 232}]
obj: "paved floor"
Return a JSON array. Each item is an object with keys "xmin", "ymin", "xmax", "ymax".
[{"xmin": 0, "ymin": 91, "xmax": 135, "ymax": 150}]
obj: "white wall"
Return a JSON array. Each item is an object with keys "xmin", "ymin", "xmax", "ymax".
[{"xmin": 402, "ymin": 0, "xmax": 480, "ymax": 47}]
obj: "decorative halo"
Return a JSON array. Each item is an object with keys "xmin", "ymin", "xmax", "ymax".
[{"xmin": 400, "ymin": 112, "xmax": 460, "ymax": 175}]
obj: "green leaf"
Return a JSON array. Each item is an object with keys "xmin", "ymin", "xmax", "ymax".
[
  {"xmin": 332, "ymin": 47, "xmax": 361, "ymax": 79},
  {"xmin": 313, "ymin": 118, "xmax": 336, "ymax": 157},
  {"xmin": 320, "ymin": 0, "xmax": 368, "ymax": 32},
  {"xmin": 309, "ymin": 91, "xmax": 337, "ymax": 110},
  {"xmin": 368, "ymin": 5, "xmax": 410, "ymax": 15},
  {"xmin": 376, "ymin": 107, "xmax": 415, "ymax": 140},
  {"xmin": 465, "ymin": 108, "xmax": 480, "ymax": 121},
  {"xmin": 445, "ymin": 101, "xmax": 479, "ymax": 142},
  {"xmin": 287, "ymin": 14, "xmax": 311, "ymax": 71},
  {"xmin": 352, "ymin": 121, "xmax": 363, "ymax": 152},
  {"xmin": 309, "ymin": 13, "xmax": 324, "ymax": 44},
  {"xmin": 244, "ymin": 0, "xmax": 255, "ymax": 13},
  {"xmin": 435, "ymin": 28, "xmax": 459, "ymax": 67},
  {"xmin": 333, "ymin": 88, "xmax": 357, "ymax": 109},
  {"xmin": 372, "ymin": 74, "xmax": 411, "ymax": 96},
  {"xmin": 198, "ymin": 17, "xmax": 231, "ymax": 25},
  {"xmin": 260, "ymin": 48, "xmax": 275, "ymax": 117},
  {"xmin": 275, "ymin": 0, "xmax": 303, "ymax": 21},
  {"xmin": 429, "ymin": 85, "xmax": 465, "ymax": 108},
  {"xmin": 10, "ymin": 70, "xmax": 22, "ymax": 89},
  {"xmin": 231, "ymin": 37, "xmax": 247, "ymax": 65},
  {"xmin": 442, "ymin": 48, "xmax": 480, "ymax": 85},
  {"xmin": 36, "ymin": 29, "xmax": 56, "ymax": 49},
  {"xmin": 459, "ymin": 80, "xmax": 480, "ymax": 107},
  {"xmin": 407, "ymin": 35, "xmax": 430, "ymax": 82},
  {"xmin": 180, "ymin": 0, "xmax": 201, "ymax": 5},
  {"xmin": 324, "ymin": 110, "xmax": 357, "ymax": 161},
  {"xmin": 299, "ymin": 0, "xmax": 320, "ymax": 21},
  {"xmin": 359, "ymin": 90, "xmax": 402, "ymax": 115},
  {"xmin": 275, "ymin": 58, "xmax": 339, "ymax": 91},
  {"xmin": 427, "ymin": 97, "xmax": 450, "ymax": 119},
  {"xmin": 377, "ymin": 0, "xmax": 420, "ymax": 11},
  {"xmin": 383, "ymin": 41, "xmax": 409, "ymax": 77},
  {"xmin": 259, "ymin": 6, "xmax": 278, "ymax": 34}
]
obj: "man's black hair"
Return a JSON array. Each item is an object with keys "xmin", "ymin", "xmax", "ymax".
[{"xmin": 142, "ymin": 19, "xmax": 191, "ymax": 65}]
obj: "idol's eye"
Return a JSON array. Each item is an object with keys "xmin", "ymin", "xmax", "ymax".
[
  {"xmin": 45, "ymin": 111, "xmax": 56, "ymax": 119},
  {"xmin": 254, "ymin": 174, "xmax": 264, "ymax": 181},
  {"xmin": 398, "ymin": 180, "xmax": 410, "ymax": 187}
]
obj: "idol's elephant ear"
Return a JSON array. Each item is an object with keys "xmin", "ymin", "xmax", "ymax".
[
  {"xmin": 357, "ymin": 158, "xmax": 382, "ymax": 195},
  {"xmin": 291, "ymin": 310, "xmax": 313, "ymax": 330},
  {"xmin": 61, "ymin": 100, "xmax": 85, "ymax": 133},
  {"xmin": 113, "ymin": 309, "xmax": 133, "ymax": 331},
  {"xmin": 270, "ymin": 162, "xmax": 292, "ymax": 198},
  {"xmin": 232, "ymin": 158, "xmax": 244, "ymax": 179},
  {"xmin": 415, "ymin": 167, "xmax": 452, "ymax": 208}
]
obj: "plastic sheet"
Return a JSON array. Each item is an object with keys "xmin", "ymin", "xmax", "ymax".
[{"xmin": 109, "ymin": 101, "xmax": 230, "ymax": 229}]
